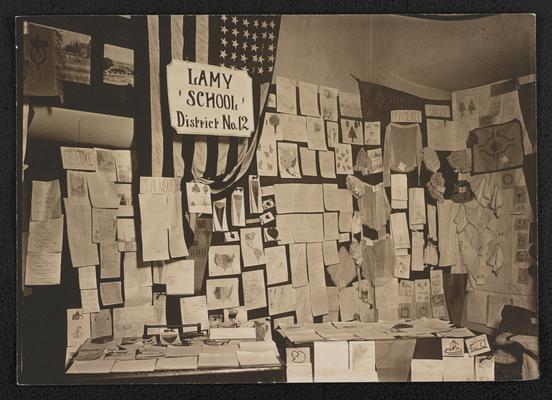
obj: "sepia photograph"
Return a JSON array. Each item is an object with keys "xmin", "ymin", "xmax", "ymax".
[{"xmin": 16, "ymin": 13, "xmax": 539, "ymax": 385}]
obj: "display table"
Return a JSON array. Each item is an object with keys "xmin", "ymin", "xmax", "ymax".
[{"xmin": 64, "ymin": 361, "xmax": 285, "ymax": 384}]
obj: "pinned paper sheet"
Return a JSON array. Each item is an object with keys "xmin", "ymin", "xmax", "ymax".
[
  {"xmin": 61, "ymin": 147, "xmax": 97, "ymax": 171},
  {"xmin": 306, "ymin": 117, "xmax": 327, "ymax": 151},
  {"xmin": 208, "ymin": 245, "xmax": 241, "ymax": 277},
  {"xmin": 25, "ymin": 252, "xmax": 62, "ymax": 286},
  {"xmin": 289, "ymin": 243, "xmax": 308, "ymax": 288},
  {"xmin": 186, "ymin": 181, "xmax": 212, "ymax": 214},
  {"xmin": 67, "ymin": 308, "xmax": 91, "ymax": 347},
  {"xmin": 299, "ymin": 147, "xmax": 317, "ymax": 176},
  {"xmin": 268, "ymin": 284, "xmax": 297, "ymax": 315},
  {"xmin": 78, "ymin": 265, "xmax": 97, "ymax": 290},
  {"xmin": 319, "ymin": 150, "xmax": 336, "ymax": 178},
  {"xmin": 28, "ymin": 217, "xmax": 63, "ymax": 253},
  {"xmin": 231, "ymin": 187, "xmax": 246, "ymax": 226},
  {"xmin": 31, "ymin": 180, "xmax": 62, "ymax": 221},
  {"xmin": 165, "ymin": 259, "xmax": 195, "ymax": 295},
  {"xmin": 276, "ymin": 76, "xmax": 297, "ymax": 115},
  {"xmin": 206, "ymin": 278, "xmax": 240, "ymax": 310},
  {"xmin": 64, "ymin": 197, "xmax": 99, "ymax": 267},
  {"xmin": 249, "ymin": 175, "xmax": 263, "ymax": 213},
  {"xmin": 299, "ymin": 81, "xmax": 320, "ymax": 117},
  {"xmin": 256, "ymin": 139, "xmax": 278, "ymax": 177},
  {"xmin": 240, "ymin": 227, "xmax": 266, "ymax": 267},
  {"xmin": 281, "ymin": 114, "xmax": 307, "ymax": 142},
  {"xmin": 319, "ymin": 86, "xmax": 338, "ymax": 121},
  {"xmin": 277, "ymin": 142, "xmax": 301, "ymax": 178},
  {"xmin": 100, "ymin": 281, "xmax": 123, "ymax": 306},
  {"xmin": 265, "ymin": 245, "xmax": 289, "ymax": 285},
  {"xmin": 180, "ymin": 296, "xmax": 209, "ymax": 331},
  {"xmin": 95, "ymin": 148, "xmax": 117, "ymax": 181},
  {"xmin": 242, "ymin": 269, "xmax": 267, "ymax": 310}
]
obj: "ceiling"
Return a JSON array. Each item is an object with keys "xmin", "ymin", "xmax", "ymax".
[
  {"xmin": 275, "ymin": 14, "xmax": 535, "ymax": 98},
  {"xmin": 370, "ymin": 14, "xmax": 535, "ymax": 92}
]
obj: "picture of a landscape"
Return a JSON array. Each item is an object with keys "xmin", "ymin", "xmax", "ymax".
[
  {"xmin": 103, "ymin": 44, "xmax": 134, "ymax": 87},
  {"xmin": 57, "ymin": 28, "xmax": 91, "ymax": 84}
]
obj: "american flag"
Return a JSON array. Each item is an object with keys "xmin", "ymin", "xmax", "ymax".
[{"xmin": 146, "ymin": 15, "xmax": 281, "ymax": 192}]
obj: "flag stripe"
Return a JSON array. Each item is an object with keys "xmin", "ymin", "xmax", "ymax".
[
  {"xmin": 171, "ymin": 16, "xmax": 185, "ymax": 178},
  {"xmin": 147, "ymin": 16, "xmax": 163, "ymax": 177},
  {"xmin": 159, "ymin": 15, "xmax": 174, "ymax": 177},
  {"xmin": 181, "ymin": 15, "xmax": 197, "ymax": 181},
  {"xmin": 216, "ymin": 137, "xmax": 230, "ymax": 175}
]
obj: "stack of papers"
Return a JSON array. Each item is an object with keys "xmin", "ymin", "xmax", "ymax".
[
  {"xmin": 236, "ymin": 351, "xmax": 280, "ymax": 367},
  {"xmin": 197, "ymin": 353, "xmax": 239, "ymax": 369},
  {"xmin": 154, "ymin": 356, "xmax": 198, "ymax": 371}
]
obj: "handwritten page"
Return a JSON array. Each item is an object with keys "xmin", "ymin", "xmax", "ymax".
[
  {"xmin": 31, "ymin": 180, "xmax": 62, "ymax": 221},
  {"xmin": 206, "ymin": 278, "xmax": 240, "ymax": 310},
  {"xmin": 60, "ymin": 146, "xmax": 97, "ymax": 171},
  {"xmin": 165, "ymin": 259, "xmax": 195, "ymax": 295},
  {"xmin": 240, "ymin": 227, "xmax": 266, "ymax": 267},
  {"xmin": 268, "ymin": 284, "xmax": 297, "ymax": 315},
  {"xmin": 319, "ymin": 86, "xmax": 338, "ymax": 121},
  {"xmin": 475, "ymin": 355, "xmax": 495, "ymax": 381},
  {"xmin": 64, "ymin": 198, "xmax": 99, "ymax": 267},
  {"xmin": 256, "ymin": 138, "xmax": 278, "ymax": 177},
  {"xmin": 100, "ymin": 281, "xmax": 123, "ymax": 306},
  {"xmin": 265, "ymin": 245, "xmax": 288, "ymax": 285},
  {"xmin": 28, "ymin": 217, "xmax": 63, "ymax": 253},
  {"xmin": 318, "ymin": 150, "xmax": 336, "ymax": 178},
  {"xmin": 94, "ymin": 148, "xmax": 117, "ymax": 181},
  {"xmin": 180, "ymin": 295, "xmax": 209, "ymax": 331},
  {"xmin": 25, "ymin": 252, "xmax": 61, "ymax": 285},
  {"xmin": 113, "ymin": 150, "xmax": 133, "ymax": 182},
  {"xmin": 80, "ymin": 288, "xmax": 100, "ymax": 314},
  {"xmin": 111, "ymin": 359, "xmax": 157, "ymax": 373},
  {"xmin": 208, "ymin": 245, "xmax": 241, "ymax": 276},
  {"xmin": 307, "ymin": 242, "xmax": 326, "ymax": 287},
  {"xmin": 299, "ymin": 147, "xmax": 317, "ymax": 176},
  {"xmin": 299, "ymin": 81, "xmax": 320, "ymax": 117},
  {"xmin": 306, "ymin": 117, "xmax": 327, "ymax": 151},
  {"xmin": 66, "ymin": 308, "xmax": 91, "ymax": 347},
  {"xmin": 310, "ymin": 284, "xmax": 329, "ymax": 317},
  {"xmin": 90, "ymin": 309, "xmax": 113, "ymax": 339},
  {"xmin": 66, "ymin": 360, "xmax": 115, "ymax": 374},
  {"xmin": 274, "ymin": 183, "xmax": 324, "ymax": 214},
  {"xmin": 277, "ymin": 213, "xmax": 324, "ymax": 243},
  {"xmin": 408, "ymin": 187, "xmax": 426, "ymax": 227},
  {"xmin": 86, "ymin": 175, "xmax": 120, "ymax": 209},
  {"xmin": 242, "ymin": 269, "xmax": 267, "ymax": 310},
  {"xmin": 324, "ymin": 287, "xmax": 340, "ymax": 322},
  {"xmin": 276, "ymin": 76, "xmax": 297, "ymax": 115},
  {"xmin": 78, "ymin": 265, "xmax": 97, "ymax": 290}
]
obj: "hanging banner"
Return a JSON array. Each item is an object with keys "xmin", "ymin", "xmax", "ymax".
[{"xmin": 167, "ymin": 60, "xmax": 254, "ymax": 137}]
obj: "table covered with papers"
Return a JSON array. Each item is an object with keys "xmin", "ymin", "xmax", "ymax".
[
  {"xmin": 65, "ymin": 335, "xmax": 285, "ymax": 383},
  {"xmin": 276, "ymin": 319, "xmax": 495, "ymax": 382}
]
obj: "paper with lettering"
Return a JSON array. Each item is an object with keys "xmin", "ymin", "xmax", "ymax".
[
  {"xmin": 180, "ymin": 296, "xmax": 209, "ymax": 332},
  {"xmin": 86, "ymin": 175, "xmax": 120, "ymax": 209},
  {"xmin": 80, "ymin": 288, "xmax": 100, "ymax": 314},
  {"xmin": 64, "ymin": 198, "xmax": 99, "ymax": 267},
  {"xmin": 100, "ymin": 281, "xmax": 123, "ymax": 306},
  {"xmin": 25, "ymin": 252, "xmax": 62, "ymax": 285},
  {"xmin": 28, "ymin": 217, "xmax": 63, "ymax": 253},
  {"xmin": 113, "ymin": 150, "xmax": 133, "ymax": 183},
  {"xmin": 78, "ymin": 265, "xmax": 97, "ymax": 290},
  {"xmin": 60, "ymin": 147, "xmax": 97, "ymax": 171},
  {"xmin": 31, "ymin": 180, "xmax": 62, "ymax": 221}
]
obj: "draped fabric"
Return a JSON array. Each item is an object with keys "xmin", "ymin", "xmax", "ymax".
[{"xmin": 147, "ymin": 15, "xmax": 281, "ymax": 194}]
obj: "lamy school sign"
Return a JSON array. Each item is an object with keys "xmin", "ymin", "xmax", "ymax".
[{"xmin": 167, "ymin": 60, "xmax": 254, "ymax": 137}]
